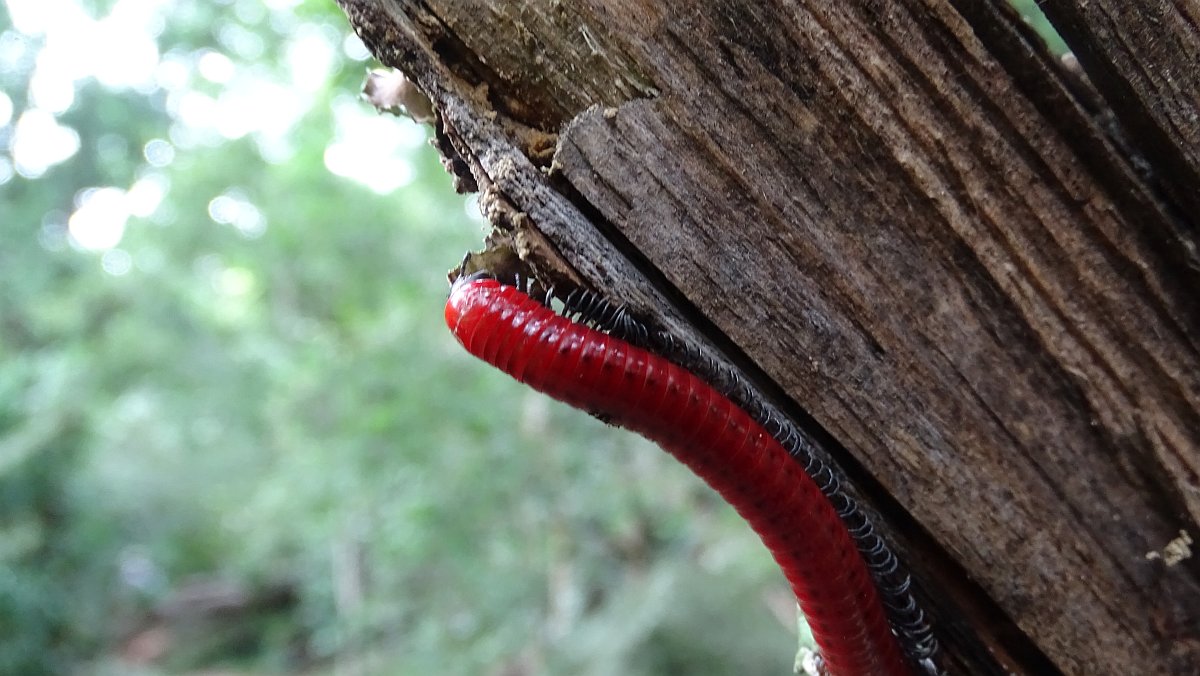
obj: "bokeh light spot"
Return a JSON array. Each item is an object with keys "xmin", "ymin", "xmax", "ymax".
[
  {"xmin": 69, "ymin": 187, "xmax": 129, "ymax": 250},
  {"xmin": 143, "ymin": 138, "xmax": 175, "ymax": 167},
  {"xmin": 101, "ymin": 248, "xmax": 134, "ymax": 276},
  {"xmin": 12, "ymin": 108, "xmax": 81, "ymax": 177},
  {"xmin": 208, "ymin": 191, "xmax": 267, "ymax": 238}
]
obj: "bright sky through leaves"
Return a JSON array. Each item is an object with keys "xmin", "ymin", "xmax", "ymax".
[{"xmin": 2, "ymin": 0, "xmax": 417, "ymax": 257}]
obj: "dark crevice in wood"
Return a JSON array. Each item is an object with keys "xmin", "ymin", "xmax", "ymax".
[{"xmin": 431, "ymin": 116, "xmax": 478, "ymax": 193}]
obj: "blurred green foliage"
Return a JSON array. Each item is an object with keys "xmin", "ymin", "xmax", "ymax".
[{"xmin": 0, "ymin": 1, "xmax": 794, "ymax": 674}]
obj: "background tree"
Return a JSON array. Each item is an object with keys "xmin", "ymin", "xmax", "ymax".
[{"xmin": 335, "ymin": 0, "xmax": 1200, "ymax": 674}]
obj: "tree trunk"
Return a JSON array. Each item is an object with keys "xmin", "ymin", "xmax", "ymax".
[{"xmin": 337, "ymin": 1, "xmax": 1200, "ymax": 674}]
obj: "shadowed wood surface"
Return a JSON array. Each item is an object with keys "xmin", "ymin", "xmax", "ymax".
[{"xmin": 337, "ymin": 1, "xmax": 1200, "ymax": 673}]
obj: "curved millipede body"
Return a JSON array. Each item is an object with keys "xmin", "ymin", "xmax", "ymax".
[{"xmin": 446, "ymin": 275, "xmax": 913, "ymax": 676}]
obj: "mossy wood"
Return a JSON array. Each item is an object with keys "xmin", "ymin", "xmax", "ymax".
[{"xmin": 336, "ymin": 1, "xmax": 1200, "ymax": 674}]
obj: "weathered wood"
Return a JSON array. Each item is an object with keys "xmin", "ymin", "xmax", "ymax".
[
  {"xmin": 1038, "ymin": 0, "xmax": 1200, "ymax": 218},
  {"xmin": 338, "ymin": 1, "xmax": 1200, "ymax": 674}
]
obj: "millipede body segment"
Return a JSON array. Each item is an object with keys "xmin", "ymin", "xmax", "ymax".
[{"xmin": 445, "ymin": 275, "xmax": 914, "ymax": 676}]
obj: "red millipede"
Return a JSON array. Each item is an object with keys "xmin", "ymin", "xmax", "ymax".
[{"xmin": 446, "ymin": 274, "xmax": 913, "ymax": 676}]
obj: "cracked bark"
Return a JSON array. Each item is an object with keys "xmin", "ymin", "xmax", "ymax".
[{"xmin": 336, "ymin": 1, "xmax": 1200, "ymax": 674}]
